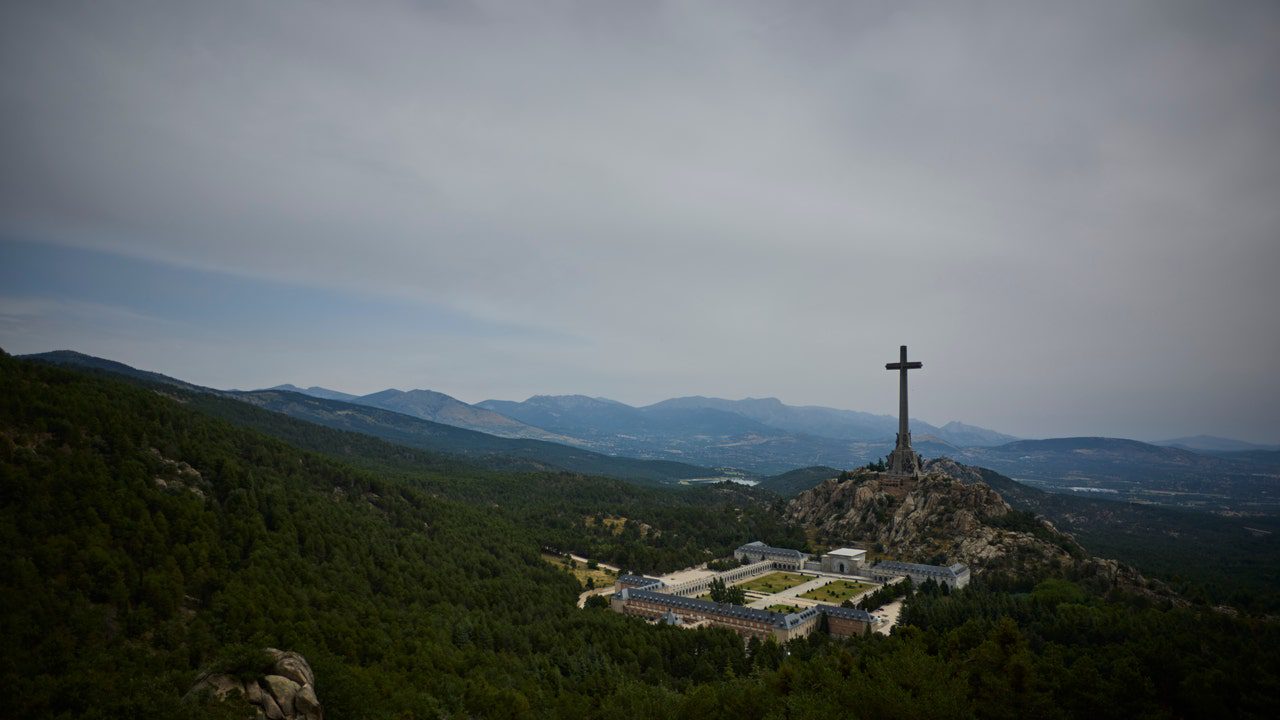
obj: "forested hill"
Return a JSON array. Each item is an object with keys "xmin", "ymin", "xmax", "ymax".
[
  {"xmin": 3, "ymin": 354, "xmax": 1279, "ymax": 718},
  {"xmin": 756, "ymin": 466, "xmax": 840, "ymax": 496}
]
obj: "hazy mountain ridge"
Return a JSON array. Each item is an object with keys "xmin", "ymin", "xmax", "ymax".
[
  {"xmin": 350, "ymin": 388, "xmax": 582, "ymax": 443},
  {"xmin": 473, "ymin": 393, "xmax": 1016, "ymax": 473},
  {"xmin": 640, "ymin": 395, "xmax": 1018, "ymax": 446},
  {"xmin": 270, "ymin": 384, "xmax": 357, "ymax": 402},
  {"xmin": 231, "ymin": 389, "xmax": 717, "ymax": 482},
  {"xmin": 1156, "ymin": 434, "xmax": 1280, "ymax": 452}
]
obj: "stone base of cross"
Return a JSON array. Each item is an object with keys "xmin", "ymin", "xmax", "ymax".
[{"xmin": 886, "ymin": 437, "xmax": 923, "ymax": 478}]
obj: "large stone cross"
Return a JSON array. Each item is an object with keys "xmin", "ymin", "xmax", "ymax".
[{"xmin": 885, "ymin": 345, "xmax": 923, "ymax": 476}]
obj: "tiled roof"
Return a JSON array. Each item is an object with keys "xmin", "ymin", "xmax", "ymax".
[
  {"xmin": 735, "ymin": 542, "xmax": 803, "ymax": 559},
  {"xmin": 820, "ymin": 604, "xmax": 876, "ymax": 622},
  {"xmin": 623, "ymin": 590, "xmax": 876, "ymax": 628},
  {"xmin": 627, "ymin": 590, "xmax": 784, "ymax": 624}
]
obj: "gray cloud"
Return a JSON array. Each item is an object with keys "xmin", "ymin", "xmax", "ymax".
[{"xmin": 2, "ymin": 1, "xmax": 1278, "ymax": 441}]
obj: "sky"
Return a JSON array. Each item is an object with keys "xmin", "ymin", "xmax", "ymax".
[{"xmin": 2, "ymin": 1, "xmax": 1279, "ymax": 443}]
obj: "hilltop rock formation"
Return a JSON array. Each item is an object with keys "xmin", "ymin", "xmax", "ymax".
[
  {"xmin": 787, "ymin": 463, "xmax": 1165, "ymax": 597},
  {"xmin": 191, "ymin": 649, "xmax": 322, "ymax": 720}
]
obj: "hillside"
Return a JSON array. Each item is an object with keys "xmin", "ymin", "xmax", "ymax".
[
  {"xmin": 924, "ymin": 459, "xmax": 1280, "ymax": 611},
  {"xmin": 4, "ymin": 354, "xmax": 1279, "ymax": 718},
  {"xmin": 756, "ymin": 466, "xmax": 841, "ymax": 497},
  {"xmin": 17, "ymin": 350, "xmax": 717, "ymax": 483},
  {"xmin": 20, "ymin": 349, "xmax": 206, "ymax": 391},
  {"xmin": 785, "ymin": 468, "xmax": 1159, "ymax": 596},
  {"xmin": 0, "ymin": 353, "xmax": 802, "ymax": 717}
]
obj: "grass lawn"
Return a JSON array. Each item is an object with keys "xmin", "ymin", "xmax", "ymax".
[
  {"xmin": 799, "ymin": 579, "xmax": 875, "ymax": 604},
  {"xmin": 540, "ymin": 553, "xmax": 615, "ymax": 590},
  {"xmin": 738, "ymin": 572, "xmax": 810, "ymax": 594},
  {"xmin": 768, "ymin": 603, "xmax": 804, "ymax": 614}
]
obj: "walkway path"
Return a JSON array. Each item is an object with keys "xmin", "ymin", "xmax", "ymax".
[
  {"xmin": 745, "ymin": 575, "xmax": 833, "ymax": 609},
  {"xmin": 577, "ymin": 587, "xmax": 614, "ymax": 609},
  {"xmin": 570, "ymin": 554, "xmax": 620, "ymax": 573},
  {"xmin": 873, "ymin": 599, "xmax": 903, "ymax": 634},
  {"xmin": 743, "ymin": 574, "xmax": 881, "ymax": 610}
]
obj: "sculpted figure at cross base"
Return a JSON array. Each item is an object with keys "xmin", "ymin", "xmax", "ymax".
[{"xmin": 884, "ymin": 345, "xmax": 923, "ymax": 477}]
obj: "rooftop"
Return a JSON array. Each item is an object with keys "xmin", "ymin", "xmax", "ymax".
[{"xmin": 826, "ymin": 548, "xmax": 866, "ymax": 558}]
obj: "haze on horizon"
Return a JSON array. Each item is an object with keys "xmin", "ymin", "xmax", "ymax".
[{"xmin": 2, "ymin": 1, "xmax": 1279, "ymax": 444}]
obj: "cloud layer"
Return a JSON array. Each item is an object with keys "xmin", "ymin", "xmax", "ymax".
[{"xmin": 2, "ymin": 1, "xmax": 1278, "ymax": 441}]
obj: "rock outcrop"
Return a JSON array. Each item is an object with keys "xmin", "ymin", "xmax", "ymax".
[
  {"xmin": 191, "ymin": 649, "xmax": 322, "ymax": 720},
  {"xmin": 786, "ymin": 464, "xmax": 1165, "ymax": 597}
]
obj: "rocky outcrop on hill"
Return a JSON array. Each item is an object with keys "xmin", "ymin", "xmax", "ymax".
[
  {"xmin": 191, "ymin": 649, "xmax": 322, "ymax": 720},
  {"xmin": 787, "ymin": 464, "xmax": 1166, "ymax": 597}
]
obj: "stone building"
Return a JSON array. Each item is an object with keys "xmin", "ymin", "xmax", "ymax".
[
  {"xmin": 868, "ymin": 560, "xmax": 970, "ymax": 589},
  {"xmin": 820, "ymin": 548, "xmax": 867, "ymax": 575},
  {"xmin": 733, "ymin": 541, "xmax": 804, "ymax": 570},
  {"xmin": 610, "ymin": 588, "xmax": 876, "ymax": 642}
]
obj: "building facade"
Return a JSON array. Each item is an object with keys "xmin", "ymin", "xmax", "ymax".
[
  {"xmin": 868, "ymin": 560, "xmax": 970, "ymax": 589},
  {"xmin": 610, "ymin": 588, "xmax": 875, "ymax": 642},
  {"xmin": 820, "ymin": 548, "xmax": 867, "ymax": 575},
  {"xmin": 733, "ymin": 541, "xmax": 805, "ymax": 571}
]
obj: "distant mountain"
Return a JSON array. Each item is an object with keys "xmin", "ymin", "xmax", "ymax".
[
  {"xmin": 961, "ymin": 436, "xmax": 1225, "ymax": 474},
  {"xmin": 644, "ymin": 396, "xmax": 905, "ymax": 440},
  {"xmin": 270, "ymin": 384, "xmax": 358, "ymax": 402},
  {"xmin": 642, "ymin": 396, "xmax": 1017, "ymax": 447},
  {"xmin": 935, "ymin": 420, "xmax": 1018, "ymax": 447},
  {"xmin": 1156, "ymin": 434, "xmax": 1280, "ymax": 453},
  {"xmin": 477, "ymin": 395, "xmax": 656, "ymax": 438},
  {"xmin": 474, "ymin": 394, "xmax": 1016, "ymax": 474},
  {"xmin": 351, "ymin": 388, "xmax": 579, "ymax": 443},
  {"xmin": 234, "ymin": 389, "xmax": 711, "ymax": 482},
  {"xmin": 478, "ymin": 394, "xmax": 887, "ymax": 474}
]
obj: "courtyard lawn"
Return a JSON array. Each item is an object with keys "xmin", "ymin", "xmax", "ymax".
[
  {"xmin": 768, "ymin": 603, "xmax": 803, "ymax": 614},
  {"xmin": 737, "ymin": 572, "xmax": 810, "ymax": 594},
  {"xmin": 799, "ymin": 579, "xmax": 875, "ymax": 604}
]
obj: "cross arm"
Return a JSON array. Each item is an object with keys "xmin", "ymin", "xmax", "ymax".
[{"xmin": 885, "ymin": 362, "xmax": 923, "ymax": 370}]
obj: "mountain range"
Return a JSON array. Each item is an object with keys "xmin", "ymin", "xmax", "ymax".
[
  {"xmin": 18, "ymin": 350, "xmax": 1277, "ymax": 512},
  {"xmin": 268, "ymin": 385, "xmax": 1017, "ymax": 473},
  {"xmin": 273, "ymin": 385, "xmax": 580, "ymax": 444}
]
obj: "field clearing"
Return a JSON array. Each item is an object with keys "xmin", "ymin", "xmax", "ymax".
[
  {"xmin": 800, "ymin": 579, "xmax": 875, "ymax": 604},
  {"xmin": 541, "ymin": 553, "xmax": 615, "ymax": 589},
  {"xmin": 737, "ymin": 572, "xmax": 809, "ymax": 594}
]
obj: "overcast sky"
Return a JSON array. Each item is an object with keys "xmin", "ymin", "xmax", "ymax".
[{"xmin": 2, "ymin": 1, "xmax": 1278, "ymax": 442}]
